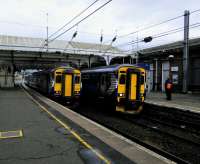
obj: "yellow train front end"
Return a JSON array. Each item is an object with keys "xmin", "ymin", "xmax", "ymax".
[
  {"xmin": 116, "ymin": 66, "xmax": 145, "ymax": 114},
  {"xmin": 53, "ymin": 67, "xmax": 68, "ymax": 97},
  {"xmin": 61, "ymin": 69, "xmax": 81, "ymax": 103}
]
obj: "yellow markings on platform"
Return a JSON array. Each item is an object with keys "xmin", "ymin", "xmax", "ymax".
[
  {"xmin": 23, "ymin": 88, "xmax": 111, "ymax": 164},
  {"xmin": 0, "ymin": 130, "xmax": 23, "ymax": 139}
]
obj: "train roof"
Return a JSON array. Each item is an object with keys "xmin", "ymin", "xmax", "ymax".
[
  {"xmin": 50, "ymin": 66, "xmax": 74, "ymax": 72},
  {"xmin": 31, "ymin": 66, "xmax": 75, "ymax": 74},
  {"xmin": 63, "ymin": 67, "xmax": 80, "ymax": 73},
  {"xmin": 32, "ymin": 70, "xmax": 50, "ymax": 75},
  {"xmin": 81, "ymin": 64, "xmax": 139, "ymax": 73}
]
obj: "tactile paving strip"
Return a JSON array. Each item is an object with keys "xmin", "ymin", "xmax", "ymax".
[{"xmin": 0, "ymin": 130, "xmax": 23, "ymax": 139}]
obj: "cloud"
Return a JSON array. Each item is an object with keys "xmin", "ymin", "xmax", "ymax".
[{"xmin": 0, "ymin": 0, "xmax": 199, "ymax": 50}]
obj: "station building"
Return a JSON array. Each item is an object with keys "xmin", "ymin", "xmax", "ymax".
[{"xmin": 138, "ymin": 37, "xmax": 200, "ymax": 93}]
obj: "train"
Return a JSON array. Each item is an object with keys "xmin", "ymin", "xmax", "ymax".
[
  {"xmin": 25, "ymin": 64, "xmax": 146, "ymax": 114},
  {"xmin": 81, "ymin": 64, "xmax": 146, "ymax": 114},
  {"xmin": 25, "ymin": 67, "xmax": 81, "ymax": 103}
]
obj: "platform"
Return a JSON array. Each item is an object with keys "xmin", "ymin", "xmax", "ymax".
[
  {"xmin": 145, "ymin": 92, "xmax": 200, "ymax": 114},
  {"xmin": 0, "ymin": 87, "xmax": 174, "ymax": 164}
]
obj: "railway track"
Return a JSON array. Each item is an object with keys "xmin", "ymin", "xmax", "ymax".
[
  {"xmin": 121, "ymin": 114, "xmax": 200, "ymax": 146},
  {"xmin": 141, "ymin": 115, "xmax": 200, "ymax": 135},
  {"xmin": 143, "ymin": 104, "xmax": 200, "ymax": 134},
  {"xmin": 73, "ymin": 104, "xmax": 200, "ymax": 164}
]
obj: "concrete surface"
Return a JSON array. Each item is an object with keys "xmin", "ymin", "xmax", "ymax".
[
  {"xmin": 145, "ymin": 92, "xmax": 200, "ymax": 113},
  {"xmin": 0, "ymin": 87, "xmax": 141, "ymax": 164}
]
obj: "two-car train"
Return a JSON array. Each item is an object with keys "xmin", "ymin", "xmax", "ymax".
[
  {"xmin": 25, "ymin": 67, "xmax": 81, "ymax": 103},
  {"xmin": 25, "ymin": 64, "xmax": 146, "ymax": 114}
]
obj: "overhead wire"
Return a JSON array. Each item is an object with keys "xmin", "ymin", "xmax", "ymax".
[
  {"xmin": 124, "ymin": 23, "xmax": 200, "ymax": 53},
  {"xmin": 83, "ymin": 9, "xmax": 200, "ymax": 53},
  {"xmin": 103, "ymin": 14, "xmax": 184, "ymax": 44},
  {"xmin": 119, "ymin": 15, "xmax": 184, "ymax": 39},
  {"xmin": 116, "ymin": 22, "xmax": 200, "ymax": 48},
  {"xmin": 133, "ymin": 23, "xmax": 200, "ymax": 45},
  {"xmin": 190, "ymin": 8, "xmax": 200, "ymax": 14},
  {"xmin": 104, "ymin": 8, "xmax": 200, "ymax": 44},
  {"xmin": 49, "ymin": 0, "xmax": 112, "ymax": 43},
  {"xmin": 48, "ymin": 0, "xmax": 100, "ymax": 39}
]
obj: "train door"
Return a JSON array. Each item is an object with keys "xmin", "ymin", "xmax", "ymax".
[
  {"xmin": 64, "ymin": 74, "xmax": 72, "ymax": 97},
  {"xmin": 116, "ymin": 70, "xmax": 126, "ymax": 112},
  {"xmin": 74, "ymin": 73, "xmax": 81, "ymax": 96},
  {"xmin": 126, "ymin": 69, "xmax": 139, "ymax": 102},
  {"xmin": 129, "ymin": 73, "xmax": 137, "ymax": 100},
  {"xmin": 54, "ymin": 72, "xmax": 62, "ymax": 96}
]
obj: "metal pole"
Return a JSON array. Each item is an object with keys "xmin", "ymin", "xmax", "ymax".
[
  {"xmin": 136, "ymin": 29, "xmax": 139, "ymax": 64},
  {"xmin": 46, "ymin": 13, "xmax": 49, "ymax": 52},
  {"xmin": 155, "ymin": 58, "xmax": 158, "ymax": 91},
  {"xmin": 183, "ymin": 10, "xmax": 190, "ymax": 93}
]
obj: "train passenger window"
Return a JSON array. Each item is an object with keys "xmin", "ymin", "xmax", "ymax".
[
  {"xmin": 56, "ymin": 75, "xmax": 61, "ymax": 83},
  {"xmin": 119, "ymin": 74, "xmax": 126, "ymax": 84},
  {"xmin": 75, "ymin": 76, "xmax": 80, "ymax": 84}
]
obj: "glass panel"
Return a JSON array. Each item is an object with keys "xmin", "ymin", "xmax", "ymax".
[
  {"xmin": 56, "ymin": 75, "xmax": 61, "ymax": 83},
  {"xmin": 75, "ymin": 76, "xmax": 80, "ymax": 84},
  {"xmin": 119, "ymin": 74, "xmax": 126, "ymax": 84}
]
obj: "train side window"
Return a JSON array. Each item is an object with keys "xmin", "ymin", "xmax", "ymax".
[
  {"xmin": 56, "ymin": 75, "xmax": 61, "ymax": 83},
  {"xmin": 119, "ymin": 74, "xmax": 126, "ymax": 84},
  {"xmin": 75, "ymin": 76, "xmax": 80, "ymax": 84}
]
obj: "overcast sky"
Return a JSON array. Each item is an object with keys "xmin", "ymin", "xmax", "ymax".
[{"xmin": 0, "ymin": 0, "xmax": 200, "ymax": 51}]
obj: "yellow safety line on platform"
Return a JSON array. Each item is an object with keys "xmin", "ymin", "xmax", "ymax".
[{"xmin": 23, "ymin": 88, "xmax": 110, "ymax": 164}]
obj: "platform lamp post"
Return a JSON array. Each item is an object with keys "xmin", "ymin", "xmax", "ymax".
[{"xmin": 168, "ymin": 55, "xmax": 174, "ymax": 82}]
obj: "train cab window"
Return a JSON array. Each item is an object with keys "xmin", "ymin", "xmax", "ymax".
[
  {"xmin": 140, "ymin": 75, "xmax": 144, "ymax": 84},
  {"xmin": 119, "ymin": 74, "xmax": 126, "ymax": 84},
  {"xmin": 75, "ymin": 76, "xmax": 80, "ymax": 84},
  {"xmin": 55, "ymin": 75, "xmax": 61, "ymax": 83}
]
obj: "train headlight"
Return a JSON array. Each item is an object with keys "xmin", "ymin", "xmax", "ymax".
[{"xmin": 119, "ymin": 93, "xmax": 125, "ymax": 97}]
